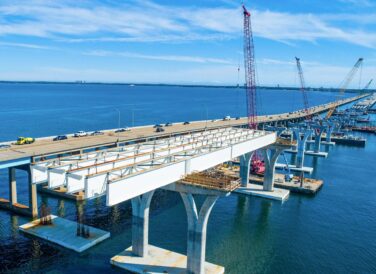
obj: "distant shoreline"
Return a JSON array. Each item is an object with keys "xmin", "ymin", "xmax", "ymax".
[{"xmin": 0, "ymin": 80, "xmax": 373, "ymax": 93}]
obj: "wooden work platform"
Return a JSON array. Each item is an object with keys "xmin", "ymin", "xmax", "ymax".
[
  {"xmin": 111, "ymin": 245, "xmax": 224, "ymax": 274},
  {"xmin": 250, "ymin": 173, "xmax": 323, "ymax": 195},
  {"xmin": 38, "ymin": 185, "xmax": 84, "ymax": 201},
  {"xmin": 19, "ymin": 215, "xmax": 110, "ymax": 252},
  {"xmin": 0, "ymin": 198, "xmax": 32, "ymax": 216}
]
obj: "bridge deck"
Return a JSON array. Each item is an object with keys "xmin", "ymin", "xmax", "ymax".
[
  {"xmin": 0, "ymin": 94, "xmax": 367, "ymax": 164},
  {"xmin": 30, "ymin": 128, "xmax": 275, "ymax": 203}
]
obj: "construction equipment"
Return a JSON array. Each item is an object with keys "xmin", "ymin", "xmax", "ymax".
[
  {"xmin": 363, "ymin": 79, "xmax": 373, "ymax": 91},
  {"xmin": 15, "ymin": 137, "xmax": 35, "ymax": 145},
  {"xmin": 281, "ymin": 152, "xmax": 293, "ymax": 182},
  {"xmin": 295, "ymin": 57, "xmax": 311, "ymax": 120},
  {"xmin": 251, "ymin": 158, "xmax": 265, "ymax": 176},
  {"xmin": 243, "ymin": 5, "xmax": 263, "ymax": 175},
  {"xmin": 242, "ymin": 5, "xmax": 257, "ymax": 130},
  {"xmin": 326, "ymin": 58, "xmax": 364, "ymax": 119}
]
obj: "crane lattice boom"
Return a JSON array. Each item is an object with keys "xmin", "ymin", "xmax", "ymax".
[
  {"xmin": 326, "ymin": 58, "xmax": 364, "ymax": 119},
  {"xmin": 363, "ymin": 79, "xmax": 373, "ymax": 91},
  {"xmin": 295, "ymin": 57, "xmax": 311, "ymax": 120},
  {"xmin": 243, "ymin": 5, "xmax": 257, "ymax": 129}
]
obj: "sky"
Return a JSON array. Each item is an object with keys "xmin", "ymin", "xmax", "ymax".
[{"xmin": 0, "ymin": 0, "xmax": 375, "ymax": 88}]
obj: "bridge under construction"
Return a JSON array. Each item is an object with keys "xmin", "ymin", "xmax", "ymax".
[{"xmin": 0, "ymin": 93, "xmax": 369, "ymax": 274}]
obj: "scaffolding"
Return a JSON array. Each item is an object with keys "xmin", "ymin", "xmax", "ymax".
[
  {"xmin": 181, "ymin": 169, "xmax": 240, "ymax": 191},
  {"xmin": 276, "ymin": 137, "xmax": 297, "ymax": 146}
]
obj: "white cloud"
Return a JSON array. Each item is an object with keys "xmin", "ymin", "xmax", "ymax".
[
  {"xmin": 84, "ymin": 50, "xmax": 234, "ymax": 64},
  {"xmin": 0, "ymin": 0, "xmax": 376, "ymax": 48},
  {"xmin": 338, "ymin": 0, "xmax": 375, "ymax": 7},
  {"xmin": 0, "ymin": 41, "xmax": 53, "ymax": 49}
]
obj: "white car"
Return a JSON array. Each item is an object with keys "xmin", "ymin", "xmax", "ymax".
[
  {"xmin": 74, "ymin": 131, "xmax": 87, "ymax": 137},
  {"xmin": 223, "ymin": 115, "xmax": 231, "ymax": 121}
]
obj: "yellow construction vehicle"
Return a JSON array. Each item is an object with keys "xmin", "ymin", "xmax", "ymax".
[{"xmin": 16, "ymin": 137, "xmax": 35, "ymax": 145}]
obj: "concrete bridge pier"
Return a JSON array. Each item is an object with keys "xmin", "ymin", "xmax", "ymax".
[
  {"xmin": 239, "ymin": 152, "xmax": 252, "ymax": 187},
  {"xmin": 111, "ymin": 184, "xmax": 227, "ymax": 274},
  {"xmin": 323, "ymin": 122, "xmax": 336, "ymax": 145},
  {"xmin": 0, "ymin": 165, "xmax": 38, "ymax": 218},
  {"xmin": 261, "ymin": 146, "xmax": 285, "ymax": 191},
  {"xmin": 309, "ymin": 125, "xmax": 329, "ymax": 157},
  {"xmin": 326, "ymin": 124, "xmax": 334, "ymax": 143},
  {"xmin": 131, "ymin": 190, "xmax": 155, "ymax": 257},
  {"xmin": 275, "ymin": 128, "xmax": 314, "ymax": 174},
  {"xmin": 180, "ymin": 192, "xmax": 219, "ymax": 274},
  {"xmin": 26, "ymin": 166, "xmax": 38, "ymax": 219},
  {"xmin": 8, "ymin": 167, "xmax": 17, "ymax": 207},
  {"xmin": 294, "ymin": 128, "xmax": 312, "ymax": 169},
  {"xmin": 236, "ymin": 147, "xmax": 290, "ymax": 202}
]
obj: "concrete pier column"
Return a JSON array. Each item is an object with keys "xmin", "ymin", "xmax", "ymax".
[
  {"xmin": 180, "ymin": 193, "xmax": 219, "ymax": 274},
  {"xmin": 292, "ymin": 129, "xmax": 312, "ymax": 168},
  {"xmin": 26, "ymin": 167, "xmax": 38, "ymax": 218},
  {"xmin": 131, "ymin": 190, "xmax": 155, "ymax": 257},
  {"xmin": 262, "ymin": 147, "xmax": 284, "ymax": 191},
  {"xmin": 312, "ymin": 126, "xmax": 325, "ymax": 153},
  {"xmin": 239, "ymin": 152, "xmax": 252, "ymax": 187},
  {"xmin": 8, "ymin": 167, "xmax": 17, "ymax": 206},
  {"xmin": 326, "ymin": 123, "xmax": 334, "ymax": 143}
]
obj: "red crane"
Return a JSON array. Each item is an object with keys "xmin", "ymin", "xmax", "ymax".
[
  {"xmin": 242, "ymin": 5, "xmax": 265, "ymax": 175},
  {"xmin": 295, "ymin": 57, "xmax": 311, "ymax": 120},
  {"xmin": 243, "ymin": 5, "xmax": 257, "ymax": 130}
]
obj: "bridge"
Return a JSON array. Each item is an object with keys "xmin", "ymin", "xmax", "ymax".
[
  {"xmin": 0, "ymin": 93, "xmax": 369, "ymax": 274},
  {"xmin": 0, "ymin": 93, "xmax": 367, "ymax": 164}
]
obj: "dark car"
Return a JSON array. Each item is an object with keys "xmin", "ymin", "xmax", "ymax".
[
  {"xmin": 183, "ymin": 121, "xmax": 190, "ymax": 125},
  {"xmin": 115, "ymin": 128, "xmax": 126, "ymax": 133},
  {"xmin": 0, "ymin": 144, "xmax": 11, "ymax": 149},
  {"xmin": 53, "ymin": 135, "xmax": 68, "ymax": 141},
  {"xmin": 165, "ymin": 122, "xmax": 172, "ymax": 127},
  {"xmin": 154, "ymin": 124, "xmax": 163, "ymax": 128},
  {"xmin": 91, "ymin": 131, "xmax": 104, "ymax": 136},
  {"xmin": 235, "ymin": 117, "xmax": 240, "ymax": 120},
  {"xmin": 156, "ymin": 127, "xmax": 165, "ymax": 132}
]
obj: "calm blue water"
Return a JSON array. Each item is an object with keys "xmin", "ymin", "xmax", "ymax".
[{"xmin": 0, "ymin": 83, "xmax": 375, "ymax": 274}]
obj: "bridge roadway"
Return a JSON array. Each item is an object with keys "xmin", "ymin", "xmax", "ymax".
[{"xmin": 0, "ymin": 93, "xmax": 368, "ymax": 164}]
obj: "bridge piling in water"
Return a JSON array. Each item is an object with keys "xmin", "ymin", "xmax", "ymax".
[
  {"xmin": 131, "ymin": 190, "xmax": 155, "ymax": 257},
  {"xmin": 262, "ymin": 146, "xmax": 285, "ymax": 192},
  {"xmin": 293, "ymin": 128, "xmax": 313, "ymax": 170},
  {"xmin": 8, "ymin": 167, "xmax": 17, "ymax": 206},
  {"xmin": 239, "ymin": 152, "xmax": 252, "ymax": 187},
  {"xmin": 0, "ymin": 164, "xmax": 38, "ymax": 218},
  {"xmin": 111, "ymin": 183, "xmax": 228, "ymax": 274},
  {"xmin": 312, "ymin": 125, "xmax": 326, "ymax": 153},
  {"xmin": 180, "ymin": 192, "xmax": 219, "ymax": 274}
]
